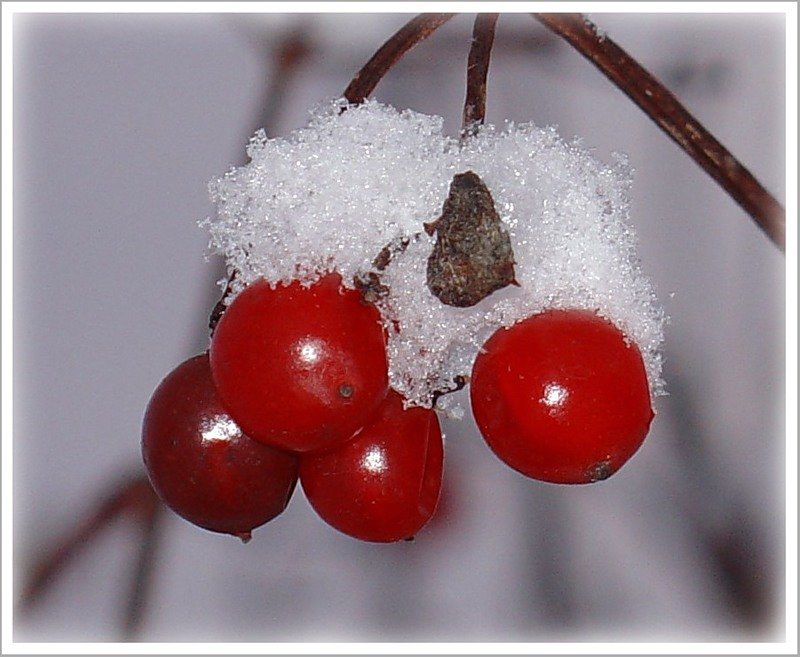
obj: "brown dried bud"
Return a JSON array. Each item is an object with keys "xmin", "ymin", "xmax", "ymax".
[
  {"xmin": 425, "ymin": 171, "xmax": 517, "ymax": 307},
  {"xmin": 354, "ymin": 236, "xmax": 411, "ymax": 305},
  {"xmin": 353, "ymin": 271, "xmax": 390, "ymax": 305},
  {"xmin": 373, "ymin": 236, "xmax": 411, "ymax": 272}
]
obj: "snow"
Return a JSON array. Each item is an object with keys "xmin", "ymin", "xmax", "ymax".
[{"xmin": 204, "ymin": 99, "xmax": 666, "ymax": 410}]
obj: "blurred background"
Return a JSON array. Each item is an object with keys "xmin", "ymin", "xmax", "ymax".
[{"xmin": 12, "ymin": 11, "xmax": 789, "ymax": 644}]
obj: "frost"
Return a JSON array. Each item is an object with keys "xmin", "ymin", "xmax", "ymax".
[{"xmin": 204, "ymin": 99, "xmax": 666, "ymax": 409}]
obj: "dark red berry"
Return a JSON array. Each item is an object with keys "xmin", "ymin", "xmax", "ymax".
[{"xmin": 142, "ymin": 354, "xmax": 299, "ymax": 539}]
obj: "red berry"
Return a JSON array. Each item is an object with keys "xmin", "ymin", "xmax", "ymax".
[
  {"xmin": 142, "ymin": 354, "xmax": 299, "ymax": 539},
  {"xmin": 300, "ymin": 390, "xmax": 443, "ymax": 542},
  {"xmin": 209, "ymin": 273, "xmax": 389, "ymax": 454},
  {"xmin": 470, "ymin": 309, "xmax": 654, "ymax": 484}
]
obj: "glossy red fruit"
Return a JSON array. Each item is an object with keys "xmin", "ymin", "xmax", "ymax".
[
  {"xmin": 470, "ymin": 309, "xmax": 654, "ymax": 484},
  {"xmin": 209, "ymin": 273, "xmax": 389, "ymax": 454},
  {"xmin": 300, "ymin": 390, "xmax": 444, "ymax": 542},
  {"xmin": 142, "ymin": 354, "xmax": 299, "ymax": 539}
]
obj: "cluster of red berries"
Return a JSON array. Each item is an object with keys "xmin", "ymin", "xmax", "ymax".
[{"xmin": 142, "ymin": 272, "xmax": 654, "ymax": 543}]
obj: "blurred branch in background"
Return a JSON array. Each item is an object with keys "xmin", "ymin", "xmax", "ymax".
[
  {"xmin": 533, "ymin": 13, "xmax": 786, "ymax": 252},
  {"xmin": 663, "ymin": 366, "xmax": 774, "ymax": 632},
  {"xmin": 231, "ymin": 15, "xmax": 315, "ymax": 139},
  {"xmin": 17, "ymin": 475, "xmax": 162, "ymax": 640}
]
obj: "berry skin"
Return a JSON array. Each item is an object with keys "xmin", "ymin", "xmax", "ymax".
[
  {"xmin": 300, "ymin": 390, "xmax": 443, "ymax": 542},
  {"xmin": 470, "ymin": 309, "xmax": 654, "ymax": 484},
  {"xmin": 142, "ymin": 354, "xmax": 299, "ymax": 540},
  {"xmin": 209, "ymin": 273, "xmax": 389, "ymax": 454}
]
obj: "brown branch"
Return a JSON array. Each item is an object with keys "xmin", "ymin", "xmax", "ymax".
[
  {"xmin": 256, "ymin": 21, "xmax": 314, "ymax": 138},
  {"xmin": 18, "ymin": 472, "xmax": 163, "ymax": 634},
  {"xmin": 121, "ymin": 488, "xmax": 164, "ymax": 640},
  {"xmin": 462, "ymin": 13, "xmax": 499, "ymax": 138},
  {"xmin": 344, "ymin": 13, "xmax": 456, "ymax": 104},
  {"xmin": 533, "ymin": 13, "xmax": 785, "ymax": 252}
]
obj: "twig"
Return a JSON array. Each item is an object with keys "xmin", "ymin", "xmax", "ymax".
[
  {"xmin": 462, "ymin": 14, "xmax": 499, "ymax": 138},
  {"xmin": 209, "ymin": 274, "xmax": 234, "ymax": 335},
  {"xmin": 431, "ymin": 375, "xmax": 469, "ymax": 407},
  {"xmin": 344, "ymin": 13, "xmax": 456, "ymax": 104},
  {"xmin": 121, "ymin": 489, "xmax": 164, "ymax": 641},
  {"xmin": 18, "ymin": 472, "xmax": 162, "ymax": 636},
  {"xmin": 255, "ymin": 21, "xmax": 314, "ymax": 139},
  {"xmin": 533, "ymin": 13, "xmax": 785, "ymax": 252}
]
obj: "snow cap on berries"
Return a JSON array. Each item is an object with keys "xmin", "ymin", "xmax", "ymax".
[{"xmin": 204, "ymin": 99, "xmax": 666, "ymax": 409}]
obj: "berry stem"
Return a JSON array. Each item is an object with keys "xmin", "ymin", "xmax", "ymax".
[
  {"xmin": 462, "ymin": 13, "xmax": 499, "ymax": 139},
  {"xmin": 209, "ymin": 274, "xmax": 234, "ymax": 335},
  {"xmin": 343, "ymin": 13, "xmax": 456, "ymax": 104},
  {"xmin": 532, "ymin": 13, "xmax": 785, "ymax": 252}
]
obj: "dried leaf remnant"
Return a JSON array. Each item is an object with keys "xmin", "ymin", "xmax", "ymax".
[
  {"xmin": 425, "ymin": 171, "xmax": 517, "ymax": 307},
  {"xmin": 354, "ymin": 236, "xmax": 411, "ymax": 305}
]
